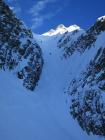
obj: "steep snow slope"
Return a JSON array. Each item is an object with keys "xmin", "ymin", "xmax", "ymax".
[
  {"xmin": 1, "ymin": 1, "xmax": 105, "ymax": 138},
  {"xmin": 0, "ymin": 29, "xmax": 104, "ymax": 140}
]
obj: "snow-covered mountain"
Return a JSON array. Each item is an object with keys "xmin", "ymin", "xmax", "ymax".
[
  {"xmin": 0, "ymin": 1, "xmax": 105, "ymax": 140},
  {"xmin": 34, "ymin": 15, "xmax": 105, "ymax": 136},
  {"xmin": 0, "ymin": 0, "xmax": 43, "ymax": 90},
  {"xmin": 42, "ymin": 24, "xmax": 80, "ymax": 36}
]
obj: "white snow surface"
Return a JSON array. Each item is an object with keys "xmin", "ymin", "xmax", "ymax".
[
  {"xmin": 97, "ymin": 15, "xmax": 105, "ymax": 22},
  {"xmin": 0, "ymin": 29, "xmax": 105, "ymax": 140},
  {"xmin": 42, "ymin": 24, "xmax": 80, "ymax": 36}
]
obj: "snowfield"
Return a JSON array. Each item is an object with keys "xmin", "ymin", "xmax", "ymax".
[{"xmin": 0, "ymin": 29, "xmax": 104, "ymax": 140}]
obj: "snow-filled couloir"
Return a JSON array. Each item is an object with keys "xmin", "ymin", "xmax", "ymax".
[{"xmin": 1, "ymin": 1, "xmax": 105, "ymax": 140}]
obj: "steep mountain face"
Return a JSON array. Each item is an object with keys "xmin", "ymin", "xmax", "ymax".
[
  {"xmin": 1, "ymin": 0, "xmax": 105, "ymax": 139},
  {"xmin": 57, "ymin": 25, "xmax": 84, "ymax": 58},
  {"xmin": 56, "ymin": 16, "xmax": 105, "ymax": 136},
  {"xmin": 35, "ymin": 16, "xmax": 105, "ymax": 136},
  {"xmin": 0, "ymin": 0, "xmax": 43, "ymax": 90}
]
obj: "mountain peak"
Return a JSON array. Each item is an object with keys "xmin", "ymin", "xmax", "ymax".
[
  {"xmin": 97, "ymin": 16, "xmax": 105, "ymax": 22},
  {"xmin": 42, "ymin": 24, "xmax": 80, "ymax": 37},
  {"xmin": 67, "ymin": 24, "xmax": 80, "ymax": 32},
  {"xmin": 56, "ymin": 24, "xmax": 66, "ymax": 29}
]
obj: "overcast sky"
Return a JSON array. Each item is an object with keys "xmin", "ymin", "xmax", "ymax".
[{"xmin": 6, "ymin": 0, "xmax": 105, "ymax": 34}]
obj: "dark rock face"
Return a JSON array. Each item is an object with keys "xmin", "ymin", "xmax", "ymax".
[
  {"xmin": 57, "ymin": 14, "xmax": 105, "ymax": 136},
  {"xmin": 68, "ymin": 49, "xmax": 105, "ymax": 135},
  {"xmin": 0, "ymin": 0, "xmax": 43, "ymax": 90},
  {"xmin": 57, "ymin": 29, "xmax": 84, "ymax": 58},
  {"xmin": 58, "ymin": 17, "xmax": 105, "ymax": 58},
  {"xmin": 66, "ymin": 19, "xmax": 105, "ymax": 135}
]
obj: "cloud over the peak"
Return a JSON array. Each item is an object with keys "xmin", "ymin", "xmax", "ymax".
[
  {"xmin": 29, "ymin": 0, "xmax": 62, "ymax": 29},
  {"xmin": 30, "ymin": 0, "xmax": 56, "ymax": 16}
]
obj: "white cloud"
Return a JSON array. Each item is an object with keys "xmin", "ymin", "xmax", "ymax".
[
  {"xmin": 31, "ymin": 13, "xmax": 53, "ymax": 29},
  {"xmin": 30, "ymin": 0, "xmax": 61, "ymax": 29},
  {"xmin": 30, "ymin": 0, "xmax": 56, "ymax": 16},
  {"xmin": 31, "ymin": 17, "xmax": 43, "ymax": 29}
]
